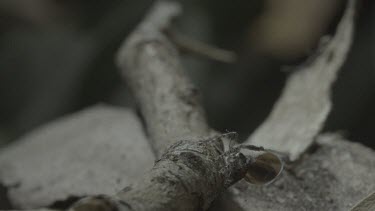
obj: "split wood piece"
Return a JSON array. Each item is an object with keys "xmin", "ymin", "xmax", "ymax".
[{"xmin": 246, "ymin": 0, "xmax": 355, "ymax": 161}]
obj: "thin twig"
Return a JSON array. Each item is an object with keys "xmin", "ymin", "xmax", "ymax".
[{"xmin": 166, "ymin": 30, "xmax": 237, "ymax": 63}]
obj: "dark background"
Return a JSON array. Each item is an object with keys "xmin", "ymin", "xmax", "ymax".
[{"xmin": 0, "ymin": 0, "xmax": 374, "ymax": 149}]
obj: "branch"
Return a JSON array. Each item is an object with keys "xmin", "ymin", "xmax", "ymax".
[
  {"xmin": 116, "ymin": 1, "xmax": 211, "ymax": 156},
  {"xmin": 1, "ymin": 0, "xmax": 372, "ymax": 211},
  {"xmin": 66, "ymin": 1, "xmax": 281, "ymax": 211}
]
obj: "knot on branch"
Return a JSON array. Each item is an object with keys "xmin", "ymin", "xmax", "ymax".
[{"xmin": 150, "ymin": 134, "xmax": 284, "ymax": 209}]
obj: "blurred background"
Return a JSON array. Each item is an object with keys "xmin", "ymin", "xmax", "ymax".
[{"xmin": 0, "ymin": 0, "xmax": 374, "ymax": 149}]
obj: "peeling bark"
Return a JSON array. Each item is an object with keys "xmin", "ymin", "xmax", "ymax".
[
  {"xmin": 0, "ymin": 106, "xmax": 154, "ymax": 209},
  {"xmin": 247, "ymin": 0, "xmax": 355, "ymax": 161},
  {"xmin": 1, "ymin": 0, "xmax": 375, "ymax": 211},
  {"xmin": 226, "ymin": 134, "xmax": 375, "ymax": 211},
  {"xmin": 351, "ymin": 192, "xmax": 375, "ymax": 211}
]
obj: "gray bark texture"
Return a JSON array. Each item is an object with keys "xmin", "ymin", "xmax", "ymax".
[
  {"xmin": 220, "ymin": 134, "xmax": 375, "ymax": 211},
  {"xmin": 0, "ymin": 0, "xmax": 374, "ymax": 211},
  {"xmin": 0, "ymin": 106, "xmax": 154, "ymax": 208},
  {"xmin": 351, "ymin": 192, "xmax": 375, "ymax": 211},
  {"xmin": 248, "ymin": 0, "xmax": 355, "ymax": 161},
  {"xmin": 116, "ymin": 1, "xmax": 212, "ymax": 156}
]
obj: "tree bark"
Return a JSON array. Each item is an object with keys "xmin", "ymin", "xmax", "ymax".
[
  {"xmin": 3, "ymin": 0, "xmax": 375, "ymax": 211},
  {"xmin": 69, "ymin": 1, "xmax": 273, "ymax": 211}
]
